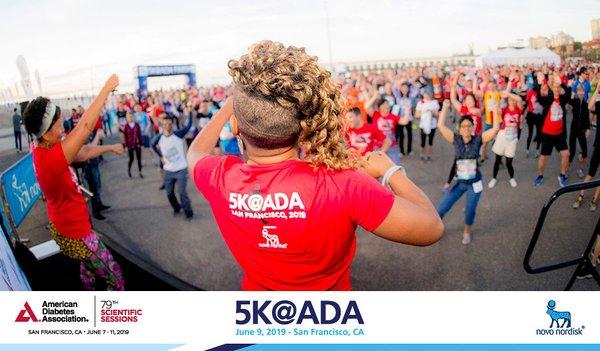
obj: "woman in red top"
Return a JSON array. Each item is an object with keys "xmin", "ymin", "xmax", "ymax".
[
  {"xmin": 23, "ymin": 75, "xmax": 125, "ymax": 291},
  {"xmin": 187, "ymin": 41, "xmax": 443, "ymax": 291}
]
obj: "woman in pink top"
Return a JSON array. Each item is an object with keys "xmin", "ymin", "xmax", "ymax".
[{"xmin": 187, "ymin": 41, "xmax": 443, "ymax": 291}]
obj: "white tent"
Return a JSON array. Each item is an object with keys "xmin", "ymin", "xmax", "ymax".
[{"xmin": 480, "ymin": 47, "xmax": 561, "ymax": 66}]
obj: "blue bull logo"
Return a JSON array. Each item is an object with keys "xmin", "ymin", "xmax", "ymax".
[{"xmin": 546, "ymin": 300, "xmax": 571, "ymax": 328}]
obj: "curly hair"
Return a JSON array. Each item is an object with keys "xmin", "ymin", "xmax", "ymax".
[{"xmin": 228, "ymin": 40, "xmax": 356, "ymax": 170}]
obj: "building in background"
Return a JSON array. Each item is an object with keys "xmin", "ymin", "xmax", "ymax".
[
  {"xmin": 550, "ymin": 32, "xmax": 575, "ymax": 47},
  {"xmin": 338, "ymin": 53, "xmax": 478, "ymax": 73},
  {"xmin": 592, "ymin": 18, "xmax": 600, "ymax": 40},
  {"xmin": 529, "ymin": 36, "xmax": 550, "ymax": 49}
]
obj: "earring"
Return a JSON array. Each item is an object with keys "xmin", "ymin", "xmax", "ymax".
[{"xmin": 236, "ymin": 136, "xmax": 245, "ymax": 156}]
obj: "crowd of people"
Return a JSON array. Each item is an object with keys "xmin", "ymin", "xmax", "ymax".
[{"xmin": 18, "ymin": 41, "xmax": 600, "ymax": 290}]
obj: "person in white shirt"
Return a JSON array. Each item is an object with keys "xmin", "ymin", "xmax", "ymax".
[
  {"xmin": 151, "ymin": 110, "xmax": 194, "ymax": 220},
  {"xmin": 415, "ymin": 90, "xmax": 440, "ymax": 161}
]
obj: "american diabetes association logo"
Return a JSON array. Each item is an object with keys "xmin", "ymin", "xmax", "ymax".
[
  {"xmin": 15, "ymin": 300, "xmax": 89, "ymax": 323},
  {"xmin": 535, "ymin": 300, "xmax": 584, "ymax": 336}
]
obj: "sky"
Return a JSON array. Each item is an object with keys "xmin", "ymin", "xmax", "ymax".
[{"xmin": 1, "ymin": 0, "xmax": 599, "ymax": 99}]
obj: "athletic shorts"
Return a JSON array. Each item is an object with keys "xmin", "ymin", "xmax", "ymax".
[
  {"xmin": 540, "ymin": 133, "xmax": 568, "ymax": 156},
  {"xmin": 492, "ymin": 130, "xmax": 518, "ymax": 158}
]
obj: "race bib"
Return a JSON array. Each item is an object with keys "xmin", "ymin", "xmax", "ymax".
[
  {"xmin": 550, "ymin": 104, "xmax": 563, "ymax": 122},
  {"xmin": 456, "ymin": 159, "xmax": 477, "ymax": 181},
  {"xmin": 472, "ymin": 180, "xmax": 483, "ymax": 193}
]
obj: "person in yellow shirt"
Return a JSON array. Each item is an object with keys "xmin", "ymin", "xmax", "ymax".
[{"xmin": 482, "ymin": 81, "xmax": 501, "ymax": 161}]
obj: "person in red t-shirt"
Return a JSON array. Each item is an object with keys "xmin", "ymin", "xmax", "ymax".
[
  {"xmin": 187, "ymin": 41, "xmax": 443, "ymax": 291},
  {"xmin": 345, "ymin": 107, "xmax": 390, "ymax": 156},
  {"xmin": 534, "ymin": 73, "xmax": 570, "ymax": 188},
  {"xmin": 23, "ymin": 74, "xmax": 126, "ymax": 291},
  {"xmin": 489, "ymin": 92, "xmax": 523, "ymax": 189}
]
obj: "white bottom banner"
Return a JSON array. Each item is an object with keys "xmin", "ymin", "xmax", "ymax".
[{"xmin": 0, "ymin": 291, "xmax": 597, "ymax": 350}]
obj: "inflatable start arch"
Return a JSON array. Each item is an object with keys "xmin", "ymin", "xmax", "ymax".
[{"xmin": 135, "ymin": 64, "xmax": 196, "ymax": 98}]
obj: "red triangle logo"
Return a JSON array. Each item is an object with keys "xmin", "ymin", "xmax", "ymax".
[{"xmin": 15, "ymin": 302, "xmax": 38, "ymax": 322}]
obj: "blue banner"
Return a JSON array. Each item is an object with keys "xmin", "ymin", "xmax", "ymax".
[
  {"xmin": 0, "ymin": 225, "xmax": 30, "ymax": 291},
  {"xmin": 1, "ymin": 153, "xmax": 42, "ymax": 229}
]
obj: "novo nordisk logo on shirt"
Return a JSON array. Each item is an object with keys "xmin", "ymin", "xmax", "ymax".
[{"xmin": 259, "ymin": 226, "xmax": 287, "ymax": 249}]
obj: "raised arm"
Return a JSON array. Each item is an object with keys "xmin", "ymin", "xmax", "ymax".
[
  {"xmin": 482, "ymin": 101, "xmax": 501, "ymax": 143},
  {"xmin": 450, "ymin": 81, "xmax": 462, "ymax": 113},
  {"xmin": 151, "ymin": 133, "xmax": 163, "ymax": 157},
  {"xmin": 364, "ymin": 88, "xmax": 379, "ymax": 116},
  {"xmin": 174, "ymin": 109, "xmax": 194, "ymax": 139},
  {"xmin": 72, "ymin": 131, "xmax": 123, "ymax": 163},
  {"xmin": 61, "ymin": 75, "xmax": 119, "ymax": 164},
  {"xmin": 187, "ymin": 98, "xmax": 233, "ymax": 175},
  {"xmin": 437, "ymin": 100, "xmax": 454, "ymax": 143}
]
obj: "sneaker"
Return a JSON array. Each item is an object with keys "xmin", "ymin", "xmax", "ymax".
[
  {"xmin": 173, "ymin": 208, "xmax": 181, "ymax": 216},
  {"xmin": 98, "ymin": 204, "xmax": 111, "ymax": 211},
  {"xmin": 139, "ymin": 173, "xmax": 144, "ymax": 179},
  {"xmin": 488, "ymin": 178, "xmax": 497, "ymax": 188},
  {"xmin": 93, "ymin": 213, "xmax": 106, "ymax": 221},
  {"xmin": 535, "ymin": 150, "xmax": 540, "ymax": 158},
  {"xmin": 558, "ymin": 174, "xmax": 568, "ymax": 188},
  {"xmin": 576, "ymin": 265, "xmax": 595, "ymax": 280},
  {"xmin": 462, "ymin": 232, "xmax": 472, "ymax": 245},
  {"xmin": 159, "ymin": 184, "xmax": 165, "ymax": 191},
  {"xmin": 509, "ymin": 178, "xmax": 517, "ymax": 188},
  {"xmin": 573, "ymin": 194, "xmax": 583, "ymax": 209},
  {"xmin": 534, "ymin": 175, "xmax": 544, "ymax": 187},
  {"xmin": 577, "ymin": 169, "xmax": 585, "ymax": 179},
  {"xmin": 591, "ymin": 199, "xmax": 598, "ymax": 212},
  {"xmin": 185, "ymin": 211, "xmax": 194, "ymax": 221}
]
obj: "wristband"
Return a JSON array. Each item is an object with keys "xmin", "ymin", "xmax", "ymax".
[{"xmin": 381, "ymin": 165, "xmax": 405, "ymax": 189}]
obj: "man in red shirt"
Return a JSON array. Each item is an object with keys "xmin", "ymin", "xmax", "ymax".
[
  {"xmin": 23, "ymin": 74, "xmax": 125, "ymax": 290},
  {"xmin": 534, "ymin": 73, "xmax": 570, "ymax": 188},
  {"xmin": 345, "ymin": 107, "xmax": 390, "ymax": 156},
  {"xmin": 187, "ymin": 40, "xmax": 443, "ymax": 290}
]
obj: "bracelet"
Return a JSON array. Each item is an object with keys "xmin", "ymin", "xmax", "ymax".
[{"xmin": 380, "ymin": 165, "xmax": 405, "ymax": 189}]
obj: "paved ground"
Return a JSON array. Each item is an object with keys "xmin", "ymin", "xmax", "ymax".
[{"xmin": 1, "ymin": 124, "xmax": 598, "ymax": 291}]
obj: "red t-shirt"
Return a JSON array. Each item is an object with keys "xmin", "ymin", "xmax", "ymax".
[
  {"xmin": 94, "ymin": 116, "xmax": 103, "ymax": 131},
  {"xmin": 193, "ymin": 156, "xmax": 395, "ymax": 291},
  {"xmin": 372, "ymin": 111, "xmax": 399, "ymax": 146},
  {"xmin": 525, "ymin": 90, "xmax": 537, "ymax": 113},
  {"xmin": 542, "ymin": 98, "xmax": 564, "ymax": 136},
  {"xmin": 32, "ymin": 144, "xmax": 91, "ymax": 239},
  {"xmin": 460, "ymin": 105, "xmax": 482, "ymax": 136},
  {"xmin": 501, "ymin": 107, "xmax": 522, "ymax": 132},
  {"xmin": 345, "ymin": 123, "xmax": 387, "ymax": 156}
]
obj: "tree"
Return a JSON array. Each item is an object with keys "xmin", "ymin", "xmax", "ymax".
[{"xmin": 574, "ymin": 41, "xmax": 583, "ymax": 51}]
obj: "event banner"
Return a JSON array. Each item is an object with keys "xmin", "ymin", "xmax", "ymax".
[
  {"xmin": 0, "ymin": 153, "xmax": 41, "ymax": 231},
  {"xmin": 0, "ymin": 225, "xmax": 30, "ymax": 291},
  {"xmin": 0, "ymin": 291, "xmax": 597, "ymax": 350}
]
